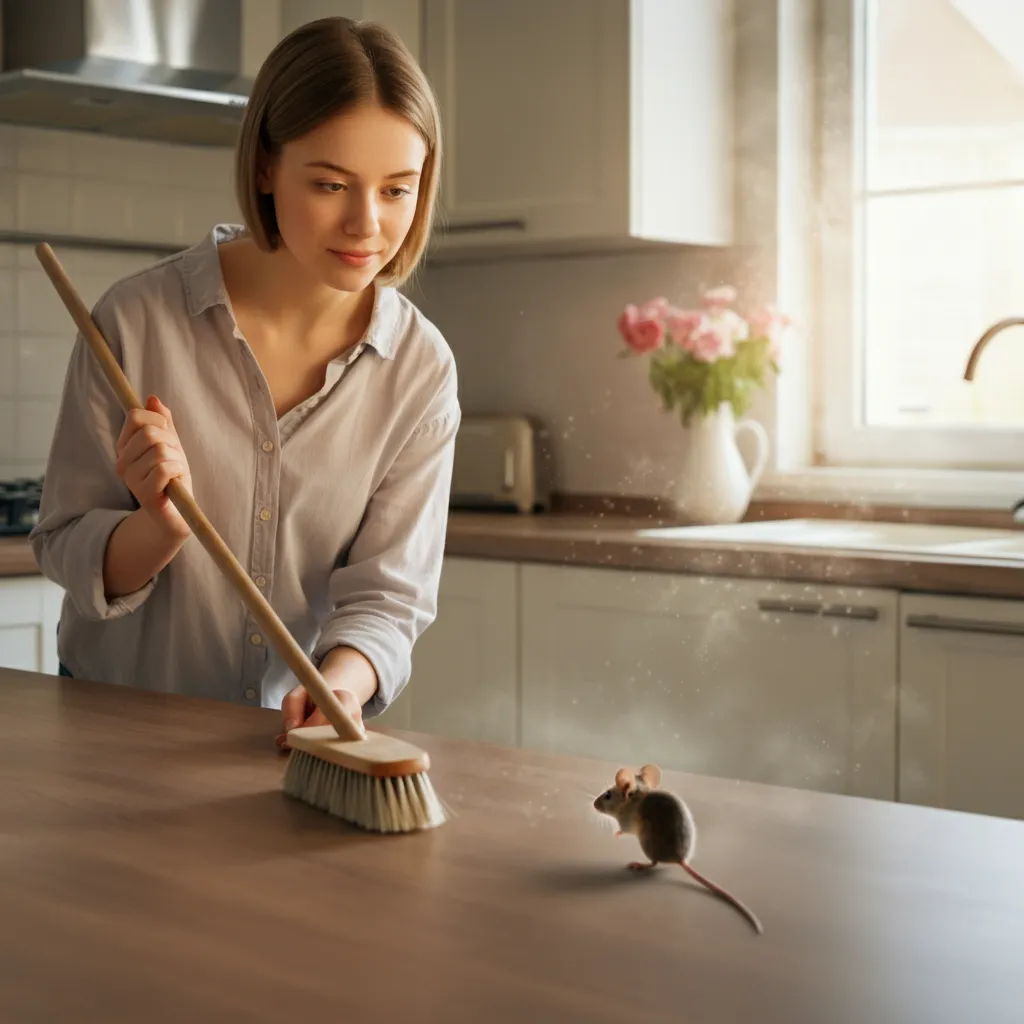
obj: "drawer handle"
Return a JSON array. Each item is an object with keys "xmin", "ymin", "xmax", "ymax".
[
  {"xmin": 439, "ymin": 218, "xmax": 528, "ymax": 234},
  {"xmin": 823, "ymin": 604, "xmax": 880, "ymax": 621},
  {"xmin": 757, "ymin": 599, "xmax": 822, "ymax": 615},
  {"xmin": 757, "ymin": 599, "xmax": 880, "ymax": 621},
  {"xmin": 905, "ymin": 614, "xmax": 1024, "ymax": 638}
]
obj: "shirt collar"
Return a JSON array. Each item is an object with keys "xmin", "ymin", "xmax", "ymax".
[{"xmin": 178, "ymin": 223, "xmax": 399, "ymax": 362}]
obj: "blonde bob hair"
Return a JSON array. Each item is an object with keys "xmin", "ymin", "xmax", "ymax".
[{"xmin": 234, "ymin": 17, "xmax": 441, "ymax": 288}]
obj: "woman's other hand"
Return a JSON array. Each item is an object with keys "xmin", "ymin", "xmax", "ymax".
[
  {"xmin": 275, "ymin": 684, "xmax": 365, "ymax": 750},
  {"xmin": 114, "ymin": 394, "xmax": 192, "ymax": 540}
]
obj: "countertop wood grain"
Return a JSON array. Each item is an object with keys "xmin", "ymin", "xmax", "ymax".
[
  {"xmin": 0, "ymin": 536, "xmax": 38, "ymax": 576},
  {"xmin": 2, "ymin": 667, "xmax": 1023, "ymax": 1023},
  {"xmin": 4, "ymin": 510, "xmax": 1024, "ymax": 597}
]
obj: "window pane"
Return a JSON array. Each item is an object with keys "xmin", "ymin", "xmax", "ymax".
[
  {"xmin": 867, "ymin": 0, "xmax": 1024, "ymax": 191},
  {"xmin": 862, "ymin": 185, "xmax": 1024, "ymax": 428}
]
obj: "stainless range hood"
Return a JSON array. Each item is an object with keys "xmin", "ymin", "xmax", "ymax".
[{"xmin": 0, "ymin": 0, "xmax": 252, "ymax": 147}]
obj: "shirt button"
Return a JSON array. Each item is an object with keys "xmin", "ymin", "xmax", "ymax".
[
  {"xmin": 244, "ymin": 687, "xmax": 257, "ymax": 700},
  {"xmin": 250, "ymin": 633, "xmax": 263, "ymax": 645},
  {"xmin": 258, "ymin": 508, "xmax": 272, "ymax": 521},
  {"xmin": 254, "ymin": 575, "xmax": 267, "ymax": 588},
  {"xmin": 261, "ymin": 440, "xmax": 274, "ymax": 453}
]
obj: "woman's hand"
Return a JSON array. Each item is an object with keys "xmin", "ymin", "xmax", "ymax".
[
  {"xmin": 114, "ymin": 394, "xmax": 192, "ymax": 540},
  {"xmin": 275, "ymin": 684, "xmax": 365, "ymax": 750}
]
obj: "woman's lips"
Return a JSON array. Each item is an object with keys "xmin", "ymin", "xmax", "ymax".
[{"xmin": 330, "ymin": 249, "xmax": 379, "ymax": 267}]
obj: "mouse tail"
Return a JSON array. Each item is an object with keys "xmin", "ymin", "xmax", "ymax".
[{"xmin": 678, "ymin": 861, "xmax": 763, "ymax": 935}]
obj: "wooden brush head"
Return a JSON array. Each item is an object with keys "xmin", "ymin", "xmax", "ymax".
[{"xmin": 285, "ymin": 726, "xmax": 431, "ymax": 778}]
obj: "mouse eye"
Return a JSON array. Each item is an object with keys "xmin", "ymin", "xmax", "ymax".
[{"xmin": 602, "ymin": 790, "xmax": 612, "ymax": 799}]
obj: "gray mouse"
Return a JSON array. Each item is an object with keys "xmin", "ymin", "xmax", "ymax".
[{"xmin": 593, "ymin": 763, "xmax": 763, "ymax": 935}]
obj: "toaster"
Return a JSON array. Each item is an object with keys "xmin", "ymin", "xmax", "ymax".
[{"xmin": 449, "ymin": 414, "xmax": 551, "ymax": 513}]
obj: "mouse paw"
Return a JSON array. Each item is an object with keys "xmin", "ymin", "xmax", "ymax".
[{"xmin": 627, "ymin": 861, "xmax": 655, "ymax": 872}]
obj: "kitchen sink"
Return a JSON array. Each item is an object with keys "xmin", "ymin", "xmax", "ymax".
[{"xmin": 635, "ymin": 518, "xmax": 1024, "ymax": 560}]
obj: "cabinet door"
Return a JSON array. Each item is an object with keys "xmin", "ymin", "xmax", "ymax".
[
  {"xmin": 899, "ymin": 593, "xmax": 1024, "ymax": 820},
  {"xmin": 381, "ymin": 557, "xmax": 519, "ymax": 744},
  {"xmin": 0, "ymin": 577, "xmax": 64, "ymax": 675},
  {"xmin": 422, "ymin": 0, "xmax": 630, "ymax": 248},
  {"xmin": 520, "ymin": 564, "xmax": 898, "ymax": 800}
]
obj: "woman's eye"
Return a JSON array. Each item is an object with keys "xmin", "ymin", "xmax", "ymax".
[
  {"xmin": 386, "ymin": 186, "xmax": 412, "ymax": 199},
  {"xmin": 317, "ymin": 181, "xmax": 345, "ymax": 192}
]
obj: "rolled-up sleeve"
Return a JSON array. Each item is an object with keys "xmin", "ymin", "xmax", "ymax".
[
  {"xmin": 311, "ymin": 366, "xmax": 461, "ymax": 718},
  {"xmin": 29, "ymin": 291, "xmax": 157, "ymax": 621}
]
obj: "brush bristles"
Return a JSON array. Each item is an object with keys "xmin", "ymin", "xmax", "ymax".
[{"xmin": 282, "ymin": 748, "xmax": 447, "ymax": 833}]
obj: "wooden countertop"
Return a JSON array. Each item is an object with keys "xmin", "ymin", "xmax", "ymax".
[
  {"xmin": 0, "ymin": 536, "xmax": 38, "ymax": 577},
  {"xmin": 5, "ymin": 511, "xmax": 1024, "ymax": 597},
  {"xmin": 2, "ymin": 667, "xmax": 1023, "ymax": 1023}
]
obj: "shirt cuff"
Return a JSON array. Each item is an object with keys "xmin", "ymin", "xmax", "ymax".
[
  {"xmin": 311, "ymin": 617, "xmax": 408, "ymax": 720},
  {"xmin": 69, "ymin": 509, "xmax": 159, "ymax": 620}
]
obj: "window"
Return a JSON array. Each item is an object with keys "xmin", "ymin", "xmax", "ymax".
[{"xmin": 817, "ymin": 0, "xmax": 1024, "ymax": 470}]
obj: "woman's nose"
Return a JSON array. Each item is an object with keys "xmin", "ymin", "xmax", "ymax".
[{"xmin": 344, "ymin": 191, "xmax": 379, "ymax": 237}]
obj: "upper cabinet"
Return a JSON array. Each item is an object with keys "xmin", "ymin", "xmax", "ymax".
[{"xmin": 422, "ymin": 0, "xmax": 735, "ymax": 258}]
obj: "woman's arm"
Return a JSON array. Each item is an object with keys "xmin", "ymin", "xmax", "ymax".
[
  {"xmin": 306, "ymin": 363, "xmax": 462, "ymax": 721},
  {"xmin": 30, "ymin": 290, "xmax": 169, "ymax": 620}
]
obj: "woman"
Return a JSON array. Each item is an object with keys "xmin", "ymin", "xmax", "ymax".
[{"xmin": 29, "ymin": 17, "xmax": 459, "ymax": 749}]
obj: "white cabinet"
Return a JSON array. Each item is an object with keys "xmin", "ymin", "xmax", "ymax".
[
  {"xmin": 519, "ymin": 564, "xmax": 898, "ymax": 800},
  {"xmin": 379, "ymin": 557, "xmax": 519, "ymax": 744},
  {"xmin": 422, "ymin": 0, "xmax": 734, "ymax": 256},
  {"xmin": 899, "ymin": 593, "xmax": 1024, "ymax": 820},
  {"xmin": 0, "ymin": 576, "xmax": 64, "ymax": 675}
]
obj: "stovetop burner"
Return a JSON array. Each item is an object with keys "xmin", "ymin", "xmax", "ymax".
[{"xmin": 0, "ymin": 477, "xmax": 43, "ymax": 536}]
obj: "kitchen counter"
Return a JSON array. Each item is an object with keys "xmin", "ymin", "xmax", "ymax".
[
  {"xmin": 0, "ymin": 536, "xmax": 38, "ymax": 576},
  {"xmin": 445, "ymin": 511, "xmax": 1024, "ymax": 598},
  {"xmin": 1, "ymin": 666, "xmax": 1023, "ymax": 1022},
  {"xmin": 5, "ymin": 511, "xmax": 1024, "ymax": 597}
]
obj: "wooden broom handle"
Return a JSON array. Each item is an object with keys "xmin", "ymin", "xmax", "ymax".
[{"xmin": 35, "ymin": 242, "xmax": 366, "ymax": 743}]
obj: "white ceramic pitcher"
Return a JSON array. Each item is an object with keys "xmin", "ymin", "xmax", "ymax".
[{"xmin": 671, "ymin": 403, "xmax": 769, "ymax": 525}]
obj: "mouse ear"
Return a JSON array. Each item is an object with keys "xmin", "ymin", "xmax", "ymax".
[
  {"xmin": 639, "ymin": 764, "xmax": 661, "ymax": 789},
  {"xmin": 615, "ymin": 767, "xmax": 634, "ymax": 794}
]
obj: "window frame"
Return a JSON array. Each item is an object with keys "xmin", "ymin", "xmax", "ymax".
[{"xmin": 815, "ymin": 0, "xmax": 1024, "ymax": 471}]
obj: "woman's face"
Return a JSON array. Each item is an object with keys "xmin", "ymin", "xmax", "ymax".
[{"xmin": 260, "ymin": 102, "xmax": 428, "ymax": 291}]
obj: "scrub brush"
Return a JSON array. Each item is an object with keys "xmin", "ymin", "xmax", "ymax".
[{"xmin": 36, "ymin": 242, "xmax": 446, "ymax": 834}]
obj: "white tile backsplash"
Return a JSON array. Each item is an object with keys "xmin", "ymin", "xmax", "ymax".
[
  {"xmin": 0, "ymin": 127, "xmax": 15, "ymax": 169},
  {"xmin": 0, "ymin": 399, "xmax": 15, "ymax": 461},
  {"xmin": 14, "ymin": 399, "xmax": 61, "ymax": 462},
  {"xmin": 0, "ymin": 335, "xmax": 14, "ymax": 397},
  {"xmin": 16, "ymin": 130, "xmax": 71, "ymax": 174},
  {"xmin": 0, "ymin": 172, "xmax": 14, "ymax": 231},
  {"xmin": 18, "ymin": 337, "xmax": 74, "ymax": 396},
  {"xmin": 16, "ymin": 174, "xmax": 73, "ymax": 234},
  {"xmin": 17, "ymin": 269, "xmax": 84, "ymax": 334},
  {"xmin": 124, "ymin": 183, "xmax": 183, "ymax": 242},
  {"xmin": 0, "ymin": 125, "xmax": 239, "ymax": 469},
  {"xmin": 71, "ymin": 178, "xmax": 132, "ymax": 239},
  {"xmin": 0, "ymin": 266, "xmax": 13, "ymax": 330}
]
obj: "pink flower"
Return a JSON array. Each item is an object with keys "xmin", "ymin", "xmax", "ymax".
[
  {"xmin": 747, "ymin": 304, "xmax": 792, "ymax": 361},
  {"xmin": 617, "ymin": 303, "xmax": 665, "ymax": 353},
  {"xmin": 688, "ymin": 318, "xmax": 737, "ymax": 363},
  {"xmin": 665, "ymin": 307, "xmax": 706, "ymax": 348},
  {"xmin": 638, "ymin": 296, "xmax": 670, "ymax": 320},
  {"xmin": 715, "ymin": 309, "xmax": 749, "ymax": 345},
  {"xmin": 702, "ymin": 285, "xmax": 738, "ymax": 311}
]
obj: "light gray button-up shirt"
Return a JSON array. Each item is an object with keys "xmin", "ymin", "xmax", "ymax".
[{"xmin": 30, "ymin": 224, "xmax": 460, "ymax": 718}]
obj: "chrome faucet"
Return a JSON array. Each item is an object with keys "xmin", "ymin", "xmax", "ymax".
[
  {"xmin": 963, "ymin": 317, "xmax": 1024, "ymax": 381},
  {"xmin": 963, "ymin": 319, "xmax": 1024, "ymax": 523}
]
